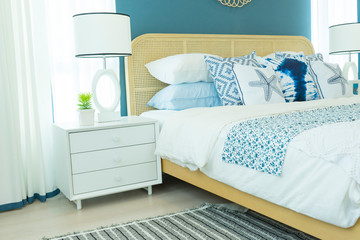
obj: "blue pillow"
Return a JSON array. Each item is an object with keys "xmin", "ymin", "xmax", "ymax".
[
  {"xmin": 276, "ymin": 58, "xmax": 319, "ymax": 102},
  {"xmin": 204, "ymin": 52, "xmax": 262, "ymax": 106},
  {"xmin": 147, "ymin": 82, "xmax": 222, "ymax": 110}
]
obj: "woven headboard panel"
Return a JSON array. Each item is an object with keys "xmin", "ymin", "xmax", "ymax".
[{"xmin": 125, "ymin": 33, "xmax": 314, "ymax": 115}]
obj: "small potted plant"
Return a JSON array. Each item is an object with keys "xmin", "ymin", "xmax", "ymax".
[{"xmin": 77, "ymin": 92, "xmax": 95, "ymax": 126}]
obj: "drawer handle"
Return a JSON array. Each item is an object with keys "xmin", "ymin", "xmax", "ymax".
[
  {"xmin": 113, "ymin": 157, "xmax": 122, "ymax": 163},
  {"xmin": 112, "ymin": 136, "xmax": 120, "ymax": 143},
  {"xmin": 114, "ymin": 176, "xmax": 122, "ymax": 182}
]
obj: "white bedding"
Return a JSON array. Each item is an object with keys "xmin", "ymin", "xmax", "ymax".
[
  {"xmin": 140, "ymin": 110, "xmax": 175, "ymax": 130},
  {"xmin": 155, "ymin": 97, "xmax": 360, "ymax": 228}
]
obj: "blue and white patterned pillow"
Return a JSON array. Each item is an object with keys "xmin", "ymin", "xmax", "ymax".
[
  {"xmin": 276, "ymin": 58, "xmax": 319, "ymax": 102},
  {"xmin": 255, "ymin": 56, "xmax": 281, "ymax": 69},
  {"xmin": 255, "ymin": 52, "xmax": 305, "ymax": 70},
  {"xmin": 276, "ymin": 52, "xmax": 324, "ymax": 63},
  {"xmin": 308, "ymin": 61, "xmax": 351, "ymax": 99},
  {"xmin": 275, "ymin": 51, "xmax": 304, "ymax": 60},
  {"xmin": 232, "ymin": 64, "xmax": 285, "ymax": 105},
  {"xmin": 261, "ymin": 52, "xmax": 322, "ymax": 61},
  {"xmin": 275, "ymin": 52, "xmax": 324, "ymax": 66},
  {"xmin": 264, "ymin": 51, "xmax": 303, "ymax": 60},
  {"xmin": 204, "ymin": 52, "xmax": 262, "ymax": 106},
  {"xmin": 304, "ymin": 53, "xmax": 324, "ymax": 62}
]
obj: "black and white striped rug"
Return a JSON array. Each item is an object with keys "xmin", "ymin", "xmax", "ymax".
[{"xmin": 44, "ymin": 203, "xmax": 318, "ymax": 240}]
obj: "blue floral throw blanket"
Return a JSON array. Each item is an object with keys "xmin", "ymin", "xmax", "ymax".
[{"xmin": 222, "ymin": 104, "xmax": 360, "ymax": 176}]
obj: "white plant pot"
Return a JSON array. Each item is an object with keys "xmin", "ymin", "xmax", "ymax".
[{"xmin": 78, "ymin": 109, "xmax": 95, "ymax": 126}]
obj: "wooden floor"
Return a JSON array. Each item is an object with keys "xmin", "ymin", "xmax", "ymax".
[{"xmin": 0, "ymin": 175, "xmax": 228, "ymax": 240}]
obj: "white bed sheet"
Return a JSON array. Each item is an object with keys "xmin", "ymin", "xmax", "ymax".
[
  {"xmin": 155, "ymin": 97, "xmax": 360, "ymax": 228},
  {"xmin": 202, "ymin": 120, "xmax": 360, "ymax": 228},
  {"xmin": 140, "ymin": 110, "xmax": 176, "ymax": 130}
]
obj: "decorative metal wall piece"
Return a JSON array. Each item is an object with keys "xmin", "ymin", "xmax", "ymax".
[{"xmin": 218, "ymin": 0, "xmax": 252, "ymax": 8}]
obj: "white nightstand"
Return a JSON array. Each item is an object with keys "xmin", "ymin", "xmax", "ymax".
[{"xmin": 53, "ymin": 116, "xmax": 162, "ymax": 210}]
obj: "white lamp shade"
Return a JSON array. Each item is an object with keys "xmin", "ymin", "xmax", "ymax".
[
  {"xmin": 329, "ymin": 22, "xmax": 360, "ymax": 55},
  {"xmin": 73, "ymin": 12, "xmax": 131, "ymax": 58}
]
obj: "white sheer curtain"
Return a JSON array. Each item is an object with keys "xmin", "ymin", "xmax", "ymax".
[
  {"xmin": 0, "ymin": 0, "xmax": 57, "ymax": 210},
  {"xmin": 45, "ymin": 0, "xmax": 118, "ymax": 123},
  {"xmin": 311, "ymin": 0, "xmax": 357, "ymax": 71},
  {"xmin": 0, "ymin": 0, "xmax": 116, "ymax": 211}
]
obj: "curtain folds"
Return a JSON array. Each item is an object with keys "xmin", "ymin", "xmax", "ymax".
[
  {"xmin": 0, "ymin": 0, "xmax": 58, "ymax": 212},
  {"xmin": 0, "ymin": 0, "xmax": 116, "ymax": 212}
]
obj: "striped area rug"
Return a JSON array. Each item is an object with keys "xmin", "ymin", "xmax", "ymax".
[{"xmin": 44, "ymin": 203, "xmax": 318, "ymax": 240}]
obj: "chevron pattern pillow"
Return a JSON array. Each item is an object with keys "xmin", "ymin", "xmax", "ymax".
[{"xmin": 204, "ymin": 52, "xmax": 262, "ymax": 106}]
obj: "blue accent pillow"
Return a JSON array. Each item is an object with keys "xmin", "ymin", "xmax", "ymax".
[
  {"xmin": 276, "ymin": 58, "xmax": 319, "ymax": 102},
  {"xmin": 147, "ymin": 82, "xmax": 222, "ymax": 110},
  {"xmin": 204, "ymin": 52, "xmax": 262, "ymax": 106}
]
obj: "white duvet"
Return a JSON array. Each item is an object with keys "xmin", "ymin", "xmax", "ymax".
[{"xmin": 155, "ymin": 97, "xmax": 360, "ymax": 228}]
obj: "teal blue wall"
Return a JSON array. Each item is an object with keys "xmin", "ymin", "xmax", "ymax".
[{"xmin": 116, "ymin": 0, "xmax": 311, "ymax": 115}]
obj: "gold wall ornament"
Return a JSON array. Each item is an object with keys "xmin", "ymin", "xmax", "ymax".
[{"xmin": 218, "ymin": 0, "xmax": 252, "ymax": 8}]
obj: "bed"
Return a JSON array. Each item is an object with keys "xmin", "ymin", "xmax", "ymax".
[{"xmin": 125, "ymin": 33, "xmax": 360, "ymax": 240}]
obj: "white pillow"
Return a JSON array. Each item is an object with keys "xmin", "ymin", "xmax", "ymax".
[
  {"xmin": 309, "ymin": 61, "xmax": 352, "ymax": 99},
  {"xmin": 145, "ymin": 53, "xmax": 216, "ymax": 84},
  {"xmin": 232, "ymin": 64, "xmax": 285, "ymax": 105}
]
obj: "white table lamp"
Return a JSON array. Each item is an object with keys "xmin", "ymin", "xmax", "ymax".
[
  {"xmin": 329, "ymin": 22, "xmax": 360, "ymax": 81},
  {"xmin": 73, "ymin": 12, "xmax": 131, "ymax": 122}
]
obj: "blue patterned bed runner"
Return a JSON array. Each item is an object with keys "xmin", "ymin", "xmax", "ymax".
[{"xmin": 222, "ymin": 104, "xmax": 360, "ymax": 176}]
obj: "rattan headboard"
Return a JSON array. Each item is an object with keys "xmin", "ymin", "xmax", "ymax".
[{"xmin": 125, "ymin": 33, "xmax": 314, "ymax": 115}]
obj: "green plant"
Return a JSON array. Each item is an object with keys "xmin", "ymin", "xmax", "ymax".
[{"xmin": 77, "ymin": 92, "xmax": 93, "ymax": 110}]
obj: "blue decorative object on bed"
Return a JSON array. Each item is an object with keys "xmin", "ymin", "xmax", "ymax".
[
  {"xmin": 276, "ymin": 58, "xmax": 319, "ymax": 102},
  {"xmin": 204, "ymin": 52, "xmax": 262, "ymax": 106},
  {"xmin": 222, "ymin": 104, "xmax": 360, "ymax": 176}
]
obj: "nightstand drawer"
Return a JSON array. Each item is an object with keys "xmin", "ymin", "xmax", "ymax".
[
  {"xmin": 69, "ymin": 124, "xmax": 155, "ymax": 153},
  {"xmin": 73, "ymin": 162, "xmax": 157, "ymax": 194},
  {"xmin": 71, "ymin": 143, "xmax": 156, "ymax": 174}
]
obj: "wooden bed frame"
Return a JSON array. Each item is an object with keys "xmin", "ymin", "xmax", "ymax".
[{"xmin": 125, "ymin": 33, "xmax": 360, "ymax": 240}]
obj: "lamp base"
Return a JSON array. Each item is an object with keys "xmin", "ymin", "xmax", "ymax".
[
  {"xmin": 343, "ymin": 61, "xmax": 358, "ymax": 81},
  {"xmin": 95, "ymin": 111, "xmax": 122, "ymax": 122}
]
